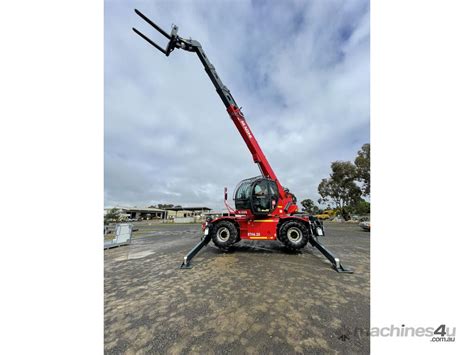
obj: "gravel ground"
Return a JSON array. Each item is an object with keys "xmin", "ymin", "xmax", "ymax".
[{"xmin": 104, "ymin": 222, "xmax": 370, "ymax": 354}]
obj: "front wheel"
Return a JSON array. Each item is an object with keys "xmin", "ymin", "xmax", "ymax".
[
  {"xmin": 278, "ymin": 220, "xmax": 309, "ymax": 250},
  {"xmin": 211, "ymin": 220, "xmax": 238, "ymax": 249}
]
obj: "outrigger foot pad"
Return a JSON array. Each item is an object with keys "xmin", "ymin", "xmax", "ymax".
[
  {"xmin": 179, "ymin": 234, "xmax": 212, "ymax": 269},
  {"xmin": 309, "ymin": 236, "xmax": 354, "ymax": 273}
]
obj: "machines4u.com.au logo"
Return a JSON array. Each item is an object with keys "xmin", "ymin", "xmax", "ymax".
[{"xmin": 337, "ymin": 324, "xmax": 456, "ymax": 342}]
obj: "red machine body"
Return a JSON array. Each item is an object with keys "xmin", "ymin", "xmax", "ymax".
[{"xmin": 206, "ymin": 104, "xmax": 302, "ymax": 241}]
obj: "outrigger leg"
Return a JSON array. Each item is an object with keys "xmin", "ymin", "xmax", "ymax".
[
  {"xmin": 309, "ymin": 236, "xmax": 353, "ymax": 273},
  {"xmin": 180, "ymin": 234, "xmax": 212, "ymax": 269}
]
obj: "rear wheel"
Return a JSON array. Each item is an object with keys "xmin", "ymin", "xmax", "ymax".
[
  {"xmin": 278, "ymin": 220, "xmax": 309, "ymax": 250},
  {"xmin": 211, "ymin": 220, "xmax": 238, "ymax": 249}
]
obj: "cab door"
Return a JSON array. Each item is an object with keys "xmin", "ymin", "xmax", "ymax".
[{"xmin": 250, "ymin": 179, "xmax": 278, "ymax": 216}]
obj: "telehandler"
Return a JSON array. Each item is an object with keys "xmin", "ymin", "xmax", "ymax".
[{"xmin": 133, "ymin": 9, "xmax": 352, "ymax": 273}]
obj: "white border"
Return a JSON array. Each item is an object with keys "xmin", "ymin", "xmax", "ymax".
[
  {"xmin": 372, "ymin": 0, "xmax": 474, "ymax": 353},
  {"xmin": 0, "ymin": 1, "xmax": 103, "ymax": 353},
  {"xmin": 1, "ymin": 1, "xmax": 473, "ymax": 353}
]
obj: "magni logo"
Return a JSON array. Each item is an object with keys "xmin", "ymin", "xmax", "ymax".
[{"xmin": 239, "ymin": 118, "xmax": 253, "ymax": 139}]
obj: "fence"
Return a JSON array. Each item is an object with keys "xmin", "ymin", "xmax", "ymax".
[{"xmin": 104, "ymin": 223, "xmax": 133, "ymax": 249}]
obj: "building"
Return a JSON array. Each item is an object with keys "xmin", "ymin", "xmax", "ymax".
[
  {"xmin": 104, "ymin": 206, "xmax": 212, "ymax": 221},
  {"xmin": 164, "ymin": 206, "xmax": 211, "ymax": 220},
  {"xmin": 104, "ymin": 206, "xmax": 167, "ymax": 220}
]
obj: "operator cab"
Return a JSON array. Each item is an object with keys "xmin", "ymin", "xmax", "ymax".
[{"xmin": 234, "ymin": 176, "xmax": 279, "ymax": 216}]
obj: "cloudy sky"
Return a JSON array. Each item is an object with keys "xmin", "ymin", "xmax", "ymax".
[{"xmin": 105, "ymin": 0, "xmax": 369, "ymax": 210}]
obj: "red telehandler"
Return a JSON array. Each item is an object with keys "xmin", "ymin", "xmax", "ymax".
[{"xmin": 133, "ymin": 9, "xmax": 352, "ymax": 273}]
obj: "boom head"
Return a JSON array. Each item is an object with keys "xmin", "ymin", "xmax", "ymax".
[{"xmin": 132, "ymin": 9, "xmax": 196, "ymax": 56}]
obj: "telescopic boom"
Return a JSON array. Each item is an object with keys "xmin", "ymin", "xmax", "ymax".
[{"xmin": 133, "ymin": 9, "xmax": 287, "ymax": 199}]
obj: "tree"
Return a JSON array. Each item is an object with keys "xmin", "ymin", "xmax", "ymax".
[
  {"xmin": 352, "ymin": 199, "xmax": 371, "ymax": 215},
  {"xmin": 355, "ymin": 143, "xmax": 370, "ymax": 196},
  {"xmin": 301, "ymin": 199, "xmax": 317, "ymax": 215},
  {"xmin": 104, "ymin": 208, "xmax": 120, "ymax": 223},
  {"xmin": 318, "ymin": 161, "xmax": 362, "ymax": 220},
  {"xmin": 149, "ymin": 204, "xmax": 175, "ymax": 209}
]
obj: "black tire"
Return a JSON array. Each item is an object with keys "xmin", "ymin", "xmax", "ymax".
[
  {"xmin": 278, "ymin": 220, "xmax": 309, "ymax": 250},
  {"xmin": 211, "ymin": 220, "xmax": 238, "ymax": 249}
]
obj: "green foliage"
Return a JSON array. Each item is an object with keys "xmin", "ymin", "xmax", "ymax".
[
  {"xmin": 352, "ymin": 199, "xmax": 371, "ymax": 215},
  {"xmin": 104, "ymin": 208, "xmax": 120, "ymax": 223},
  {"xmin": 317, "ymin": 144, "xmax": 370, "ymax": 220},
  {"xmin": 160, "ymin": 204, "xmax": 175, "ymax": 209},
  {"xmin": 355, "ymin": 143, "xmax": 370, "ymax": 196},
  {"xmin": 318, "ymin": 161, "xmax": 362, "ymax": 221},
  {"xmin": 149, "ymin": 204, "xmax": 175, "ymax": 209},
  {"xmin": 301, "ymin": 199, "xmax": 319, "ymax": 215}
]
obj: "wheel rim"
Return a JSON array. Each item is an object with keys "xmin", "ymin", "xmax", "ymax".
[
  {"xmin": 287, "ymin": 227, "xmax": 302, "ymax": 243},
  {"xmin": 216, "ymin": 226, "xmax": 230, "ymax": 242}
]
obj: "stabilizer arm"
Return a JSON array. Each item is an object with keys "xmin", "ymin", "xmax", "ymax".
[
  {"xmin": 179, "ymin": 233, "xmax": 212, "ymax": 269},
  {"xmin": 309, "ymin": 235, "xmax": 353, "ymax": 273}
]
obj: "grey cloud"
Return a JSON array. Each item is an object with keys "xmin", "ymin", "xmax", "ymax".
[{"xmin": 105, "ymin": 0, "xmax": 369, "ymax": 209}]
